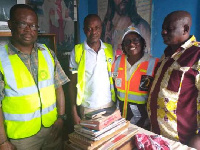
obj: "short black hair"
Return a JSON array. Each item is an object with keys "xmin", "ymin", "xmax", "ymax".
[
  {"xmin": 83, "ymin": 14, "xmax": 102, "ymax": 27},
  {"xmin": 10, "ymin": 4, "xmax": 37, "ymax": 21}
]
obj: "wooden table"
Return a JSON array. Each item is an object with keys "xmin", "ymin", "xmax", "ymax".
[
  {"xmin": 64, "ymin": 124, "xmax": 195, "ymax": 150},
  {"xmin": 117, "ymin": 124, "xmax": 195, "ymax": 150}
]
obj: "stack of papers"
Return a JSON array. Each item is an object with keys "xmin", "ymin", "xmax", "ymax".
[{"xmin": 0, "ymin": 21, "xmax": 10, "ymax": 32}]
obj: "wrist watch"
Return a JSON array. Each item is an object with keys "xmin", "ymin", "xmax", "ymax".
[{"xmin": 57, "ymin": 114, "xmax": 67, "ymax": 121}]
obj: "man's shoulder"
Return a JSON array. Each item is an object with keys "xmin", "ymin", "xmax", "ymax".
[
  {"xmin": 194, "ymin": 44, "xmax": 200, "ymax": 54},
  {"xmin": 0, "ymin": 44, "xmax": 6, "ymax": 49},
  {"xmin": 102, "ymin": 43, "xmax": 113, "ymax": 53},
  {"xmin": 75, "ymin": 43, "xmax": 84, "ymax": 46},
  {"xmin": 193, "ymin": 42, "xmax": 200, "ymax": 49},
  {"xmin": 103, "ymin": 42, "xmax": 112, "ymax": 48},
  {"xmin": 36, "ymin": 43, "xmax": 57, "ymax": 59},
  {"xmin": 3, "ymin": 43, "xmax": 19, "ymax": 55},
  {"xmin": 188, "ymin": 43, "xmax": 200, "ymax": 54},
  {"xmin": 0, "ymin": 44, "xmax": 8, "ymax": 55},
  {"xmin": 74, "ymin": 43, "xmax": 84, "ymax": 54},
  {"xmin": 74, "ymin": 43, "xmax": 84, "ymax": 50},
  {"xmin": 36, "ymin": 43, "xmax": 51, "ymax": 51},
  {"xmin": 73, "ymin": 43, "xmax": 85, "ymax": 63}
]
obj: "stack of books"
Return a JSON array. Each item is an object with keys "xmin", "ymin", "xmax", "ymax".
[
  {"xmin": 0, "ymin": 21, "xmax": 10, "ymax": 32},
  {"xmin": 68, "ymin": 107, "xmax": 138, "ymax": 150}
]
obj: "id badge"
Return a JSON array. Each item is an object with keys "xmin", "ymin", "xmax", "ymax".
[
  {"xmin": 115, "ymin": 78, "xmax": 122, "ymax": 87},
  {"xmin": 139, "ymin": 75, "xmax": 153, "ymax": 91}
]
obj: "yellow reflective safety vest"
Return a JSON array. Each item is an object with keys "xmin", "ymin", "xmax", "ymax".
[
  {"xmin": 74, "ymin": 43, "xmax": 115, "ymax": 105},
  {"xmin": 0, "ymin": 44, "xmax": 57, "ymax": 139}
]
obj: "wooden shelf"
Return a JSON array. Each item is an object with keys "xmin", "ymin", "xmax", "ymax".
[{"xmin": 0, "ymin": 32, "xmax": 11, "ymax": 36}]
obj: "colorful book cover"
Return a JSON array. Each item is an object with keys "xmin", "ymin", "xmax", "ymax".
[
  {"xmin": 74, "ymin": 118, "xmax": 126, "ymax": 137},
  {"xmin": 98, "ymin": 126, "xmax": 138, "ymax": 150},
  {"xmin": 80, "ymin": 109, "xmax": 121, "ymax": 130},
  {"xmin": 75, "ymin": 120, "xmax": 127, "ymax": 141}
]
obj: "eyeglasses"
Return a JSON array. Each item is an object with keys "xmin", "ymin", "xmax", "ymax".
[
  {"xmin": 12, "ymin": 21, "xmax": 39, "ymax": 31},
  {"xmin": 123, "ymin": 38, "xmax": 141, "ymax": 46}
]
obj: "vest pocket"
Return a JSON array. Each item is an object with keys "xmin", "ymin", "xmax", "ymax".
[
  {"xmin": 115, "ymin": 78, "xmax": 122, "ymax": 87},
  {"xmin": 139, "ymin": 75, "xmax": 153, "ymax": 91}
]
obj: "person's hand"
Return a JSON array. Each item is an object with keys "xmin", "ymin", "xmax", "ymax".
[
  {"xmin": 0, "ymin": 141, "xmax": 16, "ymax": 150},
  {"xmin": 73, "ymin": 113, "xmax": 81, "ymax": 125},
  {"xmin": 49, "ymin": 119, "xmax": 64, "ymax": 141}
]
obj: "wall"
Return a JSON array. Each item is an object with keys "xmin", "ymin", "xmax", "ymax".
[
  {"xmin": 151, "ymin": 0, "xmax": 200, "ymax": 58},
  {"xmin": 78, "ymin": 0, "xmax": 97, "ymax": 43},
  {"xmin": 78, "ymin": 0, "xmax": 200, "ymax": 58}
]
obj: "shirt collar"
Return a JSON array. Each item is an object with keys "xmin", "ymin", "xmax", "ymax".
[
  {"xmin": 126, "ymin": 53, "xmax": 151, "ymax": 66},
  {"xmin": 164, "ymin": 35, "xmax": 197, "ymax": 57},
  {"xmin": 84, "ymin": 40, "xmax": 105, "ymax": 51},
  {"xmin": 7, "ymin": 42, "xmax": 43, "ymax": 55}
]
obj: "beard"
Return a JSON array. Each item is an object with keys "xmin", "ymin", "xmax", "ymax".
[{"xmin": 115, "ymin": 1, "xmax": 131, "ymax": 16}]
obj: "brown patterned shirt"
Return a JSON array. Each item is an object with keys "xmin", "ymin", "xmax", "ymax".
[{"xmin": 147, "ymin": 35, "xmax": 200, "ymax": 144}]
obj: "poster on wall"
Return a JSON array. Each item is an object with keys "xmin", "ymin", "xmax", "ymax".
[
  {"xmin": 98, "ymin": 0, "xmax": 152, "ymax": 55},
  {"xmin": 27, "ymin": 0, "xmax": 75, "ymax": 55},
  {"xmin": 0, "ymin": 0, "xmax": 16, "ymax": 33},
  {"xmin": 0, "ymin": 0, "xmax": 17, "ymax": 21}
]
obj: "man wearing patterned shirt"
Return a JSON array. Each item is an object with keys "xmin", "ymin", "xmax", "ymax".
[
  {"xmin": 147, "ymin": 11, "xmax": 200, "ymax": 149},
  {"xmin": 0, "ymin": 4, "xmax": 69, "ymax": 150}
]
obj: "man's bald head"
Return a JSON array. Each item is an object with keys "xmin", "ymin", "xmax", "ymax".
[
  {"xmin": 162, "ymin": 11, "xmax": 192, "ymax": 47},
  {"xmin": 165, "ymin": 10, "xmax": 192, "ymax": 29}
]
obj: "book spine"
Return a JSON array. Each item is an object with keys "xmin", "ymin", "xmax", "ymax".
[
  {"xmin": 81, "ymin": 110, "xmax": 121, "ymax": 130},
  {"xmin": 98, "ymin": 111, "xmax": 121, "ymax": 130}
]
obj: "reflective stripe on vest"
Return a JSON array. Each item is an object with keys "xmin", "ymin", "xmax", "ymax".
[
  {"xmin": 75, "ymin": 43, "xmax": 115, "ymax": 105},
  {"xmin": 75, "ymin": 44, "xmax": 86, "ymax": 106},
  {"xmin": 4, "ymin": 103, "xmax": 56, "ymax": 121},
  {"xmin": 146, "ymin": 57, "xmax": 156, "ymax": 76},
  {"xmin": 113, "ymin": 54, "xmax": 157, "ymax": 118},
  {"xmin": 114, "ymin": 56, "xmax": 156, "ymax": 78},
  {"xmin": 113, "ymin": 56, "xmax": 122, "ymax": 74},
  {"xmin": 108, "ymin": 70, "xmax": 115, "ymax": 91},
  {"xmin": 0, "ymin": 44, "xmax": 57, "ymax": 139},
  {"xmin": 117, "ymin": 90, "xmax": 148, "ymax": 102},
  {"xmin": 0, "ymin": 44, "xmax": 55, "ymax": 97},
  {"xmin": 0, "ymin": 46, "xmax": 54, "ymax": 97}
]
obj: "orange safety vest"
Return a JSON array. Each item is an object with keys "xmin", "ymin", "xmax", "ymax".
[{"xmin": 112, "ymin": 54, "xmax": 159, "ymax": 118}]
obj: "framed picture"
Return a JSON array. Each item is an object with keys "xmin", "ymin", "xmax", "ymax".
[
  {"xmin": 0, "ymin": 0, "xmax": 16, "ymax": 21},
  {"xmin": 0, "ymin": 0, "xmax": 26, "ymax": 21},
  {"xmin": 99, "ymin": 0, "xmax": 152, "ymax": 54},
  {"xmin": 27, "ymin": 0, "xmax": 75, "ymax": 55},
  {"xmin": 17, "ymin": 0, "xmax": 26, "ymax": 4}
]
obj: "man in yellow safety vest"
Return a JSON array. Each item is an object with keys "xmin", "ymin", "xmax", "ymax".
[
  {"xmin": 0, "ymin": 4, "xmax": 69, "ymax": 150},
  {"xmin": 69, "ymin": 14, "xmax": 115, "ymax": 125}
]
